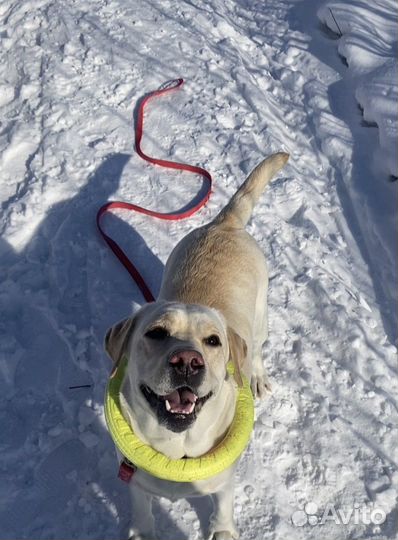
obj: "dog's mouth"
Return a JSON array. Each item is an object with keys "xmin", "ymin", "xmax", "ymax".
[{"xmin": 140, "ymin": 384, "xmax": 212, "ymax": 432}]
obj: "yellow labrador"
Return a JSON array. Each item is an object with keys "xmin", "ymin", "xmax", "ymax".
[{"xmin": 105, "ymin": 152, "xmax": 289, "ymax": 540}]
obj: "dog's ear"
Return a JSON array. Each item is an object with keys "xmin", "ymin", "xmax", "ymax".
[
  {"xmin": 227, "ymin": 327, "xmax": 247, "ymax": 387},
  {"xmin": 105, "ymin": 317, "xmax": 136, "ymax": 376}
]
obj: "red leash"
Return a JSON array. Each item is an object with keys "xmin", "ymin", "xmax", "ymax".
[{"xmin": 96, "ymin": 79, "xmax": 213, "ymax": 302}]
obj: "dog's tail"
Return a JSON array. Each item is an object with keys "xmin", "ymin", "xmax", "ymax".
[{"xmin": 214, "ymin": 152, "xmax": 289, "ymax": 229}]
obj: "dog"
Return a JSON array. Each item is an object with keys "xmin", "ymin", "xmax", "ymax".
[{"xmin": 105, "ymin": 152, "xmax": 289, "ymax": 540}]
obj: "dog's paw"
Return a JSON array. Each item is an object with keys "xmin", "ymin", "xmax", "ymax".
[
  {"xmin": 207, "ymin": 521, "xmax": 239, "ymax": 540},
  {"xmin": 128, "ymin": 534, "xmax": 156, "ymax": 540},
  {"xmin": 250, "ymin": 372, "xmax": 272, "ymax": 399},
  {"xmin": 207, "ymin": 530, "xmax": 239, "ymax": 540},
  {"xmin": 127, "ymin": 528, "xmax": 157, "ymax": 540}
]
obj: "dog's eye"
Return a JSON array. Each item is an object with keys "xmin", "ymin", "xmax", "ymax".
[
  {"xmin": 145, "ymin": 327, "xmax": 170, "ymax": 340},
  {"xmin": 204, "ymin": 334, "xmax": 222, "ymax": 347}
]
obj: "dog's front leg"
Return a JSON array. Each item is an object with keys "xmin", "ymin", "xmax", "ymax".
[
  {"xmin": 207, "ymin": 486, "xmax": 239, "ymax": 540},
  {"xmin": 126, "ymin": 485, "xmax": 156, "ymax": 540}
]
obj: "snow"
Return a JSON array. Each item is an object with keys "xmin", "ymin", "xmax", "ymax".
[
  {"xmin": 318, "ymin": 0, "xmax": 398, "ymax": 179},
  {"xmin": 0, "ymin": 0, "xmax": 397, "ymax": 539}
]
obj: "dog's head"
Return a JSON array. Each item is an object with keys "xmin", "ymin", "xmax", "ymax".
[{"xmin": 105, "ymin": 301, "xmax": 246, "ymax": 433}]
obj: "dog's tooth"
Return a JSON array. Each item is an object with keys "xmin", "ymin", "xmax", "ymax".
[
  {"xmin": 165, "ymin": 399, "xmax": 171, "ymax": 412},
  {"xmin": 188, "ymin": 403, "xmax": 195, "ymax": 414}
]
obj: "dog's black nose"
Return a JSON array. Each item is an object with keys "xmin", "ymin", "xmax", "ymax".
[{"xmin": 169, "ymin": 349, "xmax": 204, "ymax": 376}]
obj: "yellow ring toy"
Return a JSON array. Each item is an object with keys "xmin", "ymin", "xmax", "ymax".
[{"xmin": 104, "ymin": 357, "xmax": 254, "ymax": 482}]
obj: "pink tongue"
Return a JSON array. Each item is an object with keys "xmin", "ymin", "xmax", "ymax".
[{"xmin": 164, "ymin": 388, "xmax": 197, "ymax": 413}]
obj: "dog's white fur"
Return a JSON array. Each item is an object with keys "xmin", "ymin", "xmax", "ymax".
[{"xmin": 105, "ymin": 152, "xmax": 289, "ymax": 540}]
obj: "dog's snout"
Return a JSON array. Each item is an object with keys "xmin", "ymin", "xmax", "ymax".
[{"xmin": 169, "ymin": 350, "xmax": 204, "ymax": 375}]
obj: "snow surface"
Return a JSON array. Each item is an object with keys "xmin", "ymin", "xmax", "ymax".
[
  {"xmin": 318, "ymin": 0, "xmax": 398, "ymax": 179},
  {"xmin": 0, "ymin": 0, "xmax": 397, "ymax": 539}
]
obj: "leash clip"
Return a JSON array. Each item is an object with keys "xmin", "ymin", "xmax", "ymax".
[
  {"xmin": 118, "ymin": 458, "xmax": 137, "ymax": 483},
  {"xmin": 158, "ymin": 78, "xmax": 184, "ymax": 92}
]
